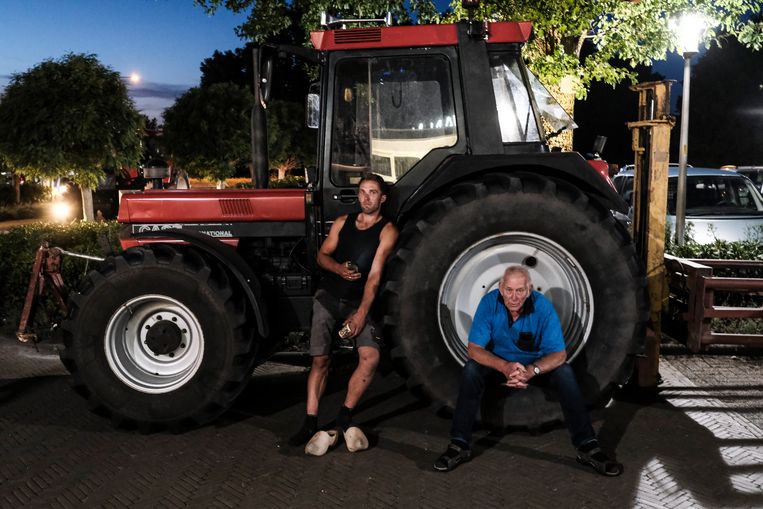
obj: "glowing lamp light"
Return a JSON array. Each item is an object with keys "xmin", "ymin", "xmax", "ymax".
[
  {"xmin": 51, "ymin": 201, "xmax": 72, "ymax": 222},
  {"xmin": 671, "ymin": 12, "xmax": 706, "ymax": 56}
]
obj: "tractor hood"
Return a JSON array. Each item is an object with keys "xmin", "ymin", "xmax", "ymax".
[{"xmin": 118, "ymin": 189, "xmax": 306, "ymax": 224}]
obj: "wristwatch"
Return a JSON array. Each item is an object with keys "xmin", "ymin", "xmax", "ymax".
[{"xmin": 532, "ymin": 364, "xmax": 541, "ymax": 376}]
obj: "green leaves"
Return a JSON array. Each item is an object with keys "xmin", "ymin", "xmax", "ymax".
[
  {"xmin": 736, "ymin": 18, "xmax": 763, "ymax": 50},
  {"xmin": 0, "ymin": 54, "xmax": 143, "ymax": 187},
  {"xmin": 266, "ymin": 99, "xmax": 316, "ymax": 173},
  {"xmin": 162, "ymin": 82, "xmax": 254, "ymax": 183},
  {"xmin": 196, "ymin": 0, "xmax": 761, "ymax": 99}
]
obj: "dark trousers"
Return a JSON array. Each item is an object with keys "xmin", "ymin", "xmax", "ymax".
[{"xmin": 450, "ymin": 359, "xmax": 596, "ymax": 449}]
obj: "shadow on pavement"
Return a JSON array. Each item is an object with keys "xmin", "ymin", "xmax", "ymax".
[{"xmin": 2, "ymin": 335, "xmax": 761, "ymax": 507}]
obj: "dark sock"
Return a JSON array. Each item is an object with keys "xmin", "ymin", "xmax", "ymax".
[
  {"xmin": 288, "ymin": 414, "xmax": 318, "ymax": 446},
  {"xmin": 337, "ymin": 405, "xmax": 353, "ymax": 431}
]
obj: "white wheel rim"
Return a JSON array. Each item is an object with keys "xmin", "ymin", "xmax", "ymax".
[{"xmin": 104, "ymin": 294, "xmax": 204, "ymax": 394}]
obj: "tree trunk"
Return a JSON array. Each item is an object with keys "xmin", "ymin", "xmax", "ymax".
[
  {"xmin": 546, "ymin": 76, "xmax": 576, "ymax": 152},
  {"xmin": 13, "ymin": 173, "xmax": 21, "ymax": 204},
  {"xmin": 81, "ymin": 186, "xmax": 95, "ymax": 221}
]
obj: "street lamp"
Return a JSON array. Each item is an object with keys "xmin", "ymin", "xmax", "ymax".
[{"xmin": 672, "ymin": 12, "xmax": 705, "ymax": 245}]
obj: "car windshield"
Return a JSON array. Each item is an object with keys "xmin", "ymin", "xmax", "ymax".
[{"xmin": 667, "ymin": 175, "xmax": 763, "ymax": 216}]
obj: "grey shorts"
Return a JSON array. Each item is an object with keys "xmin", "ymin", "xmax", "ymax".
[{"xmin": 309, "ymin": 289, "xmax": 380, "ymax": 356}]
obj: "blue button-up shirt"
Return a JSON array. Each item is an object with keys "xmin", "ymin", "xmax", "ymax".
[{"xmin": 468, "ymin": 289, "xmax": 565, "ymax": 365}]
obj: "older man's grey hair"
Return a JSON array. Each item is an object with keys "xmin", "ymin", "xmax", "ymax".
[{"xmin": 502, "ymin": 265, "xmax": 532, "ymax": 287}]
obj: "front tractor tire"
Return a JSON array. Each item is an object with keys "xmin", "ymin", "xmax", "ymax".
[
  {"xmin": 383, "ymin": 173, "xmax": 647, "ymax": 427},
  {"xmin": 60, "ymin": 245, "xmax": 257, "ymax": 430}
]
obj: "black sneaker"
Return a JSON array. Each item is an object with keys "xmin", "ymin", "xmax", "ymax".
[
  {"xmin": 576, "ymin": 445, "xmax": 623, "ymax": 477},
  {"xmin": 433, "ymin": 443, "xmax": 471, "ymax": 472}
]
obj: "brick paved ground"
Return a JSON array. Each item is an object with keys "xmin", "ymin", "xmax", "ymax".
[{"xmin": 1, "ymin": 335, "xmax": 761, "ymax": 508}]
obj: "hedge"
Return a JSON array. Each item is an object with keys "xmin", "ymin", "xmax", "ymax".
[{"xmin": 0, "ymin": 221, "xmax": 122, "ymax": 335}]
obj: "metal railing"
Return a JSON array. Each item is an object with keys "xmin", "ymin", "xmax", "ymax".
[{"xmin": 664, "ymin": 254, "xmax": 763, "ymax": 352}]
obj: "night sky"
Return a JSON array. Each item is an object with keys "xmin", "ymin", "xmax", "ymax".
[{"xmin": 0, "ymin": 0, "xmax": 248, "ymax": 120}]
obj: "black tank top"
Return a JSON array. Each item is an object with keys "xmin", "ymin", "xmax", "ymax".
[{"xmin": 321, "ymin": 213, "xmax": 390, "ymax": 302}]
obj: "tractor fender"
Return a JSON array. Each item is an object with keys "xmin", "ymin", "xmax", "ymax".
[
  {"xmin": 134, "ymin": 228, "xmax": 269, "ymax": 338},
  {"xmin": 397, "ymin": 152, "xmax": 626, "ymax": 220}
]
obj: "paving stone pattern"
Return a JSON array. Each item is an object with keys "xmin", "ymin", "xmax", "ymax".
[{"xmin": 1, "ymin": 336, "xmax": 761, "ymax": 508}]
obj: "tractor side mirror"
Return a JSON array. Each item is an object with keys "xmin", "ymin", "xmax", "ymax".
[
  {"xmin": 255, "ymin": 47, "xmax": 273, "ymax": 107},
  {"xmin": 306, "ymin": 94, "xmax": 320, "ymax": 129},
  {"xmin": 306, "ymin": 83, "xmax": 320, "ymax": 129}
]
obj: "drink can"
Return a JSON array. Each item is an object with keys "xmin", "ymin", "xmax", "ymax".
[{"xmin": 338, "ymin": 322, "xmax": 352, "ymax": 339}]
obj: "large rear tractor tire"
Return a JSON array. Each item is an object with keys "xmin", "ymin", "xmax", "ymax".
[
  {"xmin": 60, "ymin": 245, "xmax": 258, "ymax": 430},
  {"xmin": 383, "ymin": 173, "xmax": 647, "ymax": 427}
]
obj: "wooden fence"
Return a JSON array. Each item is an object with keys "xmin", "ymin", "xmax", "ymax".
[{"xmin": 663, "ymin": 254, "xmax": 763, "ymax": 352}]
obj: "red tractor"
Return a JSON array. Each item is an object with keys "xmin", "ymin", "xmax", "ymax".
[{"xmin": 60, "ymin": 13, "xmax": 646, "ymax": 430}]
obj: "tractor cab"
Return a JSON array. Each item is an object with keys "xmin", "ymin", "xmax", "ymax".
[{"xmin": 255, "ymin": 13, "xmax": 582, "ymax": 225}]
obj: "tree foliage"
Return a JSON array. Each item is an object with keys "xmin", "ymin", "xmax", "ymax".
[
  {"xmin": 162, "ymin": 82, "xmax": 253, "ymax": 184},
  {"xmin": 199, "ymin": 45, "xmax": 316, "ymax": 175},
  {"xmin": 201, "ymin": 46, "xmax": 255, "ymax": 91},
  {"xmin": 0, "ymin": 53, "xmax": 143, "ymax": 188},
  {"xmin": 200, "ymin": 42, "xmax": 312, "ymax": 102},
  {"xmin": 267, "ymin": 99, "xmax": 316, "ymax": 175},
  {"xmin": 195, "ymin": 0, "xmax": 762, "ymax": 98}
]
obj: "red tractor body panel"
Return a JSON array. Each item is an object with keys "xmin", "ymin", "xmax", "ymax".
[
  {"xmin": 120, "ymin": 237, "xmax": 241, "ymax": 249},
  {"xmin": 117, "ymin": 188, "xmax": 306, "ymax": 224},
  {"xmin": 310, "ymin": 21, "xmax": 532, "ymax": 51},
  {"xmin": 118, "ymin": 188, "xmax": 306, "ymax": 249}
]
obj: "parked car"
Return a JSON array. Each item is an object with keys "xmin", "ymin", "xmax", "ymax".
[
  {"xmin": 612, "ymin": 167, "xmax": 763, "ymax": 243},
  {"xmin": 734, "ymin": 166, "xmax": 763, "ymax": 193}
]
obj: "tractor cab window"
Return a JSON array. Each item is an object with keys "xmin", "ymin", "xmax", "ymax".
[
  {"xmin": 330, "ymin": 56, "xmax": 457, "ymax": 186},
  {"xmin": 489, "ymin": 53, "xmax": 576, "ymax": 143}
]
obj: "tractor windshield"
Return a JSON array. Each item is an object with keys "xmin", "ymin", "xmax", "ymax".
[{"xmin": 330, "ymin": 56, "xmax": 457, "ymax": 186}]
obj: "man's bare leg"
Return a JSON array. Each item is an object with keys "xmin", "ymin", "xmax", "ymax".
[
  {"xmin": 307, "ymin": 355, "xmax": 331, "ymax": 415},
  {"xmin": 338, "ymin": 346, "xmax": 380, "ymax": 430}
]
